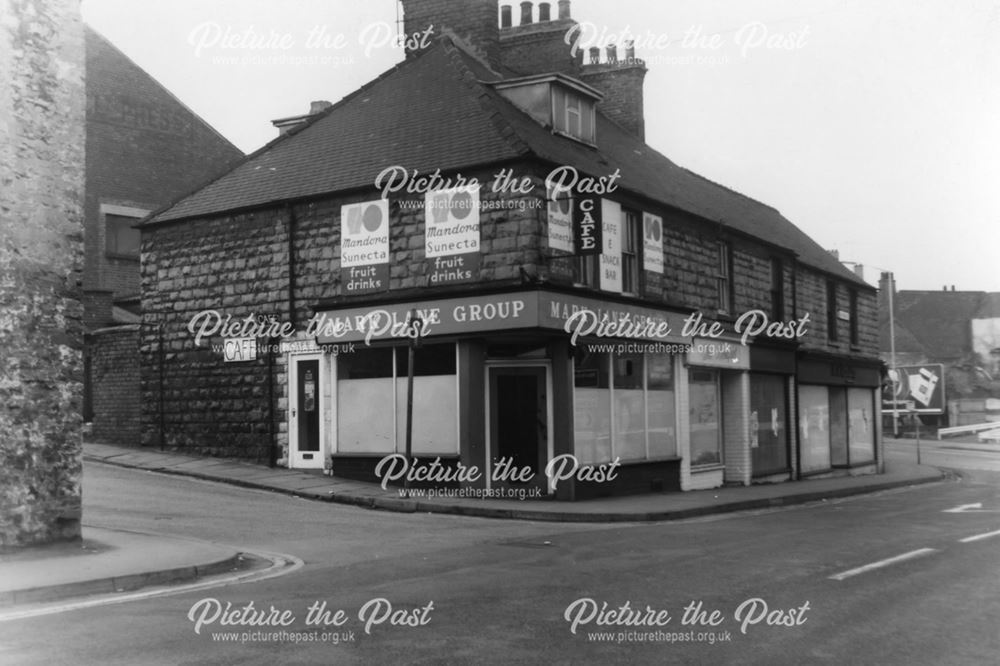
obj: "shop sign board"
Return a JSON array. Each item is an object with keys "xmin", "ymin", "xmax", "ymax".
[{"xmin": 314, "ymin": 290, "xmax": 691, "ymax": 346}]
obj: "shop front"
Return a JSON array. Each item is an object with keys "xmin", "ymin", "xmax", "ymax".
[
  {"xmin": 796, "ymin": 354, "xmax": 883, "ymax": 477},
  {"xmin": 293, "ymin": 287, "xmax": 695, "ymax": 499}
]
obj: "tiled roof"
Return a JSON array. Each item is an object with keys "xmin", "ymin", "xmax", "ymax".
[
  {"xmin": 149, "ymin": 36, "xmax": 866, "ymax": 286},
  {"xmin": 890, "ymin": 290, "xmax": 986, "ymax": 359}
]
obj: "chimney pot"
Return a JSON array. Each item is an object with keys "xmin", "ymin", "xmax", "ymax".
[
  {"xmin": 500, "ymin": 4, "xmax": 512, "ymax": 28},
  {"xmin": 951, "ymin": 285, "xmax": 956, "ymax": 291},
  {"xmin": 520, "ymin": 1, "xmax": 533, "ymax": 24},
  {"xmin": 606, "ymin": 43, "xmax": 617, "ymax": 63},
  {"xmin": 558, "ymin": 0, "xmax": 571, "ymax": 19},
  {"xmin": 624, "ymin": 40, "xmax": 635, "ymax": 60},
  {"xmin": 538, "ymin": 2, "xmax": 551, "ymax": 21},
  {"xmin": 588, "ymin": 46, "xmax": 600, "ymax": 64}
]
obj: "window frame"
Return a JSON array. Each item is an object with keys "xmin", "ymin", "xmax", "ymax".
[
  {"xmin": 827, "ymin": 280, "xmax": 839, "ymax": 342},
  {"xmin": 102, "ymin": 203, "xmax": 149, "ymax": 261},
  {"xmin": 621, "ymin": 209, "xmax": 642, "ymax": 295}
]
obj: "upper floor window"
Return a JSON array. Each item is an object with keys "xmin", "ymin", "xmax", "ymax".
[
  {"xmin": 716, "ymin": 241, "xmax": 732, "ymax": 314},
  {"xmin": 770, "ymin": 258, "xmax": 784, "ymax": 321},
  {"xmin": 574, "ymin": 254, "xmax": 599, "ymax": 287},
  {"xmin": 827, "ymin": 280, "xmax": 839, "ymax": 341},
  {"xmin": 103, "ymin": 204, "xmax": 149, "ymax": 260},
  {"xmin": 552, "ymin": 86, "xmax": 595, "ymax": 144},
  {"xmin": 622, "ymin": 210, "xmax": 641, "ymax": 294}
]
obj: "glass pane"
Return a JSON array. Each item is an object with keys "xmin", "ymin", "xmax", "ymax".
[
  {"xmin": 337, "ymin": 377, "xmax": 395, "ymax": 453},
  {"xmin": 689, "ymin": 371, "xmax": 721, "ymax": 466},
  {"xmin": 396, "ymin": 375, "xmax": 458, "ymax": 455},
  {"xmin": 339, "ymin": 347, "xmax": 393, "ymax": 378},
  {"xmin": 750, "ymin": 373, "xmax": 788, "ymax": 475},
  {"xmin": 574, "ymin": 388, "xmax": 611, "ymax": 464},
  {"xmin": 396, "ymin": 343, "xmax": 455, "ymax": 376},
  {"xmin": 575, "ymin": 352, "xmax": 609, "ymax": 388},
  {"xmin": 829, "ymin": 387, "xmax": 848, "ymax": 466},
  {"xmin": 798, "ymin": 385, "xmax": 831, "ymax": 472},
  {"xmin": 848, "ymin": 388, "xmax": 875, "ymax": 463}
]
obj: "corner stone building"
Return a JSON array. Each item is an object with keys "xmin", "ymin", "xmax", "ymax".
[
  {"xmin": 0, "ymin": 0, "xmax": 85, "ymax": 546},
  {"xmin": 140, "ymin": 0, "xmax": 883, "ymax": 500}
]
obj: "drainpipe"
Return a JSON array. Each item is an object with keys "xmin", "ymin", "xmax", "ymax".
[
  {"xmin": 268, "ymin": 335, "xmax": 277, "ymax": 467},
  {"xmin": 286, "ymin": 204, "xmax": 297, "ymax": 326},
  {"xmin": 791, "ymin": 256, "xmax": 800, "ymax": 479},
  {"xmin": 158, "ymin": 321, "xmax": 166, "ymax": 450}
]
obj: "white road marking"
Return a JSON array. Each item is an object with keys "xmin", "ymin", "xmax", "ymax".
[
  {"xmin": 959, "ymin": 529, "xmax": 1000, "ymax": 544},
  {"xmin": 829, "ymin": 548, "xmax": 938, "ymax": 581},
  {"xmin": 943, "ymin": 503, "xmax": 1000, "ymax": 513},
  {"xmin": 0, "ymin": 548, "xmax": 304, "ymax": 622}
]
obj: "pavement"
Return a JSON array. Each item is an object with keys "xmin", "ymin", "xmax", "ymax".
[{"xmin": 0, "ymin": 438, "xmax": 945, "ymax": 609}]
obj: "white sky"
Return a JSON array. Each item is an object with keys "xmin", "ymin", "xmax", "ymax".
[{"xmin": 81, "ymin": 0, "xmax": 1000, "ymax": 291}]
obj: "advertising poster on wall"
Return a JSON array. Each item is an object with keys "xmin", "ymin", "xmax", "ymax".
[
  {"xmin": 546, "ymin": 182, "xmax": 574, "ymax": 253},
  {"xmin": 340, "ymin": 199, "xmax": 390, "ymax": 294},
  {"xmin": 883, "ymin": 364, "xmax": 946, "ymax": 414},
  {"xmin": 643, "ymin": 212, "xmax": 664, "ymax": 274},
  {"xmin": 425, "ymin": 185, "xmax": 480, "ymax": 285},
  {"xmin": 600, "ymin": 198, "xmax": 622, "ymax": 293}
]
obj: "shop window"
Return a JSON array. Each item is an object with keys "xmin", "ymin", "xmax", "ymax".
[
  {"xmin": 337, "ymin": 344, "xmax": 457, "ymax": 456},
  {"xmin": 716, "ymin": 242, "xmax": 732, "ymax": 314},
  {"xmin": 574, "ymin": 352, "xmax": 611, "ymax": 464},
  {"xmin": 847, "ymin": 388, "xmax": 875, "ymax": 463},
  {"xmin": 621, "ymin": 210, "xmax": 641, "ymax": 295},
  {"xmin": 827, "ymin": 281, "xmax": 838, "ymax": 342},
  {"xmin": 750, "ymin": 373, "xmax": 789, "ymax": 476},
  {"xmin": 613, "ymin": 353, "xmax": 645, "ymax": 461},
  {"xmin": 798, "ymin": 385, "xmax": 831, "ymax": 473},
  {"xmin": 829, "ymin": 387, "xmax": 848, "ymax": 465},
  {"xmin": 688, "ymin": 370, "xmax": 722, "ymax": 466},
  {"xmin": 573, "ymin": 351, "xmax": 678, "ymax": 464},
  {"xmin": 771, "ymin": 258, "xmax": 784, "ymax": 321},
  {"xmin": 646, "ymin": 355, "xmax": 677, "ymax": 458}
]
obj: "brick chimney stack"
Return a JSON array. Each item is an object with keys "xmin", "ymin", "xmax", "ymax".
[
  {"xmin": 499, "ymin": 0, "xmax": 580, "ymax": 76},
  {"xmin": 400, "ymin": 0, "xmax": 500, "ymax": 63},
  {"xmin": 579, "ymin": 38, "xmax": 647, "ymax": 140}
]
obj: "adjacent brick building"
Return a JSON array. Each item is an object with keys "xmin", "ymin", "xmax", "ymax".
[
  {"xmin": 82, "ymin": 26, "xmax": 243, "ymax": 444},
  {"xmin": 1, "ymin": 0, "xmax": 85, "ymax": 546},
  {"xmin": 139, "ymin": 0, "xmax": 882, "ymax": 499}
]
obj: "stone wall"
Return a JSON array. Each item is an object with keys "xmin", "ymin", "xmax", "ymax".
[{"xmin": 0, "ymin": 0, "xmax": 85, "ymax": 547}]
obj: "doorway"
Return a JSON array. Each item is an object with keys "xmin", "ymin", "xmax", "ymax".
[
  {"xmin": 486, "ymin": 365, "xmax": 551, "ymax": 492},
  {"xmin": 289, "ymin": 354, "xmax": 324, "ymax": 469}
]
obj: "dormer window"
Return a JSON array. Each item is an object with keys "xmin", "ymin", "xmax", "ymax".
[
  {"xmin": 494, "ymin": 73, "xmax": 602, "ymax": 145},
  {"xmin": 552, "ymin": 87, "xmax": 595, "ymax": 143}
]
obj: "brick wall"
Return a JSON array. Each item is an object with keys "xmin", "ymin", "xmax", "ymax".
[
  {"xmin": 88, "ymin": 326, "xmax": 141, "ymax": 444},
  {"xmin": 795, "ymin": 268, "xmax": 878, "ymax": 357},
  {"xmin": 402, "ymin": 0, "xmax": 499, "ymax": 62},
  {"xmin": 579, "ymin": 62, "xmax": 647, "ymax": 140},
  {"xmin": 0, "ymin": 0, "xmax": 85, "ymax": 547},
  {"xmin": 500, "ymin": 19, "xmax": 580, "ymax": 76},
  {"xmin": 83, "ymin": 26, "xmax": 243, "ymax": 298}
]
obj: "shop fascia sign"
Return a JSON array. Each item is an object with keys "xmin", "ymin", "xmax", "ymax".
[{"xmin": 313, "ymin": 290, "xmax": 690, "ymax": 346}]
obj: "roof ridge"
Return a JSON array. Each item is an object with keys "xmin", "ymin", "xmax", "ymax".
[{"xmin": 146, "ymin": 42, "xmax": 451, "ymax": 225}]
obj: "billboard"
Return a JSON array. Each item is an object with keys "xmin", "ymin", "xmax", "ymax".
[{"xmin": 883, "ymin": 364, "xmax": 945, "ymax": 414}]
